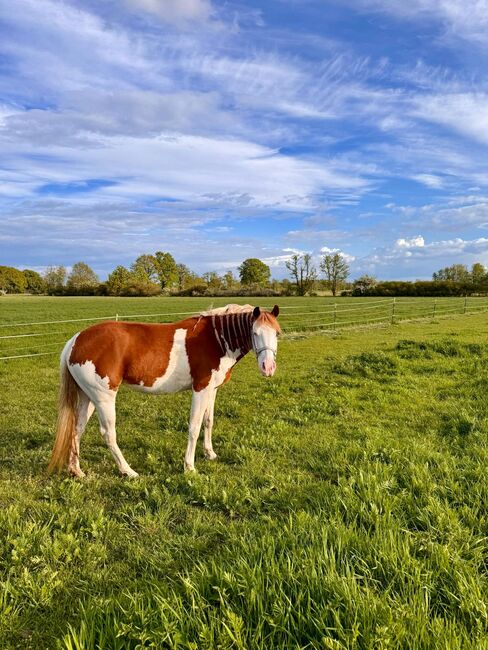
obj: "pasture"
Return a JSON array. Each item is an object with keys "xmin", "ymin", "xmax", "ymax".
[{"xmin": 0, "ymin": 296, "xmax": 487, "ymax": 649}]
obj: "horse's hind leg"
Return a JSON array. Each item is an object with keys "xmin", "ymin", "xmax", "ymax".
[
  {"xmin": 94, "ymin": 394, "xmax": 138, "ymax": 477},
  {"xmin": 68, "ymin": 390, "xmax": 94, "ymax": 478}
]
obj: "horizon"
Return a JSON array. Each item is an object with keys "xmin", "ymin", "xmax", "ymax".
[{"xmin": 1, "ymin": 0, "xmax": 488, "ymax": 280}]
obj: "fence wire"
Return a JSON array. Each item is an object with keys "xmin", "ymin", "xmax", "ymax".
[{"xmin": 1, "ymin": 297, "xmax": 488, "ymax": 361}]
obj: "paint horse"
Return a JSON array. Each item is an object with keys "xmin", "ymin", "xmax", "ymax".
[{"xmin": 48, "ymin": 304, "xmax": 280, "ymax": 477}]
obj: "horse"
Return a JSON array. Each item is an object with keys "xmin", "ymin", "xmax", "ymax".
[{"xmin": 48, "ymin": 304, "xmax": 280, "ymax": 477}]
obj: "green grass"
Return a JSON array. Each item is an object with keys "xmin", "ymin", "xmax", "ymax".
[{"xmin": 0, "ymin": 297, "xmax": 487, "ymax": 648}]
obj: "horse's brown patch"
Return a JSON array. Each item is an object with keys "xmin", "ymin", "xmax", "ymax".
[
  {"xmin": 70, "ymin": 321, "xmax": 178, "ymax": 390},
  {"xmin": 69, "ymin": 318, "xmax": 224, "ymax": 391}
]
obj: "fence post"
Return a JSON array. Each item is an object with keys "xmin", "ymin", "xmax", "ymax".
[
  {"xmin": 115, "ymin": 313, "xmax": 119, "ymax": 321},
  {"xmin": 333, "ymin": 303, "xmax": 337, "ymax": 330},
  {"xmin": 464, "ymin": 296, "xmax": 467, "ymax": 314},
  {"xmin": 432, "ymin": 299, "xmax": 437, "ymax": 319},
  {"xmin": 390, "ymin": 297, "xmax": 396, "ymax": 324}
]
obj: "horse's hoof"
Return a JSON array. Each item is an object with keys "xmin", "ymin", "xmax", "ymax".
[
  {"xmin": 204, "ymin": 450, "xmax": 217, "ymax": 461},
  {"xmin": 184, "ymin": 463, "xmax": 196, "ymax": 473},
  {"xmin": 69, "ymin": 467, "xmax": 85, "ymax": 478},
  {"xmin": 122, "ymin": 469, "xmax": 139, "ymax": 478}
]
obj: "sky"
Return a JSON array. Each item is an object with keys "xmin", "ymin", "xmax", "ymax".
[{"xmin": 1, "ymin": 0, "xmax": 488, "ymax": 281}]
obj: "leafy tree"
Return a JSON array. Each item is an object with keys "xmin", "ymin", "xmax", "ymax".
[
  {"xmin": 131, "ymin": 254, "xmax": 159, "ymax": 283},
  {"xmin": 106, "ymin": 266, "xmax": 132, "ymax": 295},
  {"xmin": 352, "ymin": 275, "xmax": 377, "ymax": 296},
  {"xmin": 175, "ymin": 264, "xmax": 200, "ymax": 291},
  {"xmin": 238, "ymin": 258, "xmax": 270, "ymax": 286},
  {"xmin": 154, "ymin": 251, "xmax": 178, "ymax": 289},
  {"xmin": 285, "ymin": 254, "xmax": 317, "ymax": 296},
  {"xmin": 222, "ymin": 270, "xmax": 238, "ymax": 290},
  {"xmin": 23, "ymin": 269, "xmax": 45, "ymax": 294},
  {"xmin": 471, "ymin": 262, "xmax": 486, "ymax": 285},
  {"xmin": 202, "ymin": 271, "xmax": 223, "ymax": 290},
  {"xmin": 433, "ymin": 264, "xmax": 469, "ymax": 282},
  {"xmin": 320, "ymin": 252, "xmax": 350, "ymax": 296},
  {"xmin": 0, "ymin": 266, "xmax": 27, "ymax": 293},
  {"xmin": 43, "ymin": 266, "xmax": 66, "ymax": 294},
  {"xmin": 67, "ymin": 262, "xmax": 99, "ymax": 291}
]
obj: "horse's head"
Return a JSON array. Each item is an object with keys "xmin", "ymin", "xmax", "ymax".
[{"xmin": 252, "ymin": 305, "xmax": 280, "ymax": 377}]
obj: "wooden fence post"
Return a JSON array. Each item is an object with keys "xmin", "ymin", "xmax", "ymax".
[
  {"xmin": 464, "ymin": 296, "xmax": 467, "ymax": 314},
  {"xmin": 391, "ymin": 297, "xmax": 396, "ymax": 324},
  {"xmin": 333, "ymin": 303, "xmax": 337, "ymax": 330},
  {"xmin": 115, "ymin": 313, "xmax": 119, "ymax": 321},
  {"xmin": 432, "ymin": 299, "xmax": 437, "ymax": 319}
]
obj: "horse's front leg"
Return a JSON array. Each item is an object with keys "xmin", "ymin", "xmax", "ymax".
[
  {"xmin": 184, "ymin": 387, "xmax": 211, "ymax": 472},
  {"xmin": 203, "ymin": 388, "xmax": 217, "ymax": 461}
]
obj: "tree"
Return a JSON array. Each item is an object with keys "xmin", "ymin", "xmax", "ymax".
[
  {"xmin": 0, "ymin": 266, "xmax": 27, "ymax": 293},
  {"xmin": 238, "ymin": 258, "xmax": 270, "ymax": 286},
  {"xmin": 67, "ymin": 262, "xmax": 99, "ymax": 291},
  {"xmin": 320, "ymin": 252, "xmax": 350, "ymax": 296},
  {"xmin": 106, "ymin": 266, "xmax": 132, "ymax": 295},
  {"xmin": 131, "ymin": 254, "xmax": 159, "ymax": 283},
  {"xmin": 154, "ymin": 251, "xmax": 178, "ymax": 290},
  {"xmin": 285, "ymin": 254, "xmax": 317, "ymax": 296},
  {"xmin": 175, "ymin": 263, "xmax": 198, "ymax": 291},
  {"xmin": 471, "ymin": 263, "xmax": 486, "ymax": 285},
  {"xmin": 222, "ymin": 270, "xmax": 238, "ymax": 290},
  {"xmin": 23, "ymin": 269, "xmax": 45, "ymax": 294},
  {"xmin": 43, "ymin": 266, "xmax": 66, "ymax": 294},
  {"xmin": 433, "ymin": 264, "xmax": 469, "ymax": 282},
  {"xmin": 202, "ymin": 271, "xmax": 223, "ymax": 291},
  {"xmin": 352, "ymin": 275, "xmax": 377, "ymax": 296}
]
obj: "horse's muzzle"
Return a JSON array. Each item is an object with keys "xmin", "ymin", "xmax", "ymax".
[{"xmin": 261, "ymin": 359, "xmax": 276, "ymax": 377}]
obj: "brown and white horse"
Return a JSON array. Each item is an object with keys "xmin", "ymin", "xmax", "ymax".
[{"xmin": 48, "ymin": 304, "xmax": 280, "ymax": 477}]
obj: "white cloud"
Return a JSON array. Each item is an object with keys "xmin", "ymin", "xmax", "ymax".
[
  {"xmin": 354, "ymin": 234, "xmax": 488, "ymax": 279},
  {"xmin": 352, "ymin": 0, "xmax": 488, "ymax": 45},
  {"xmin": 1, "ymin": 131, "xmax": 369, "ymax": 208},
  {"xmin": 396, "ymin": 236, "xmax": 425, "ymax": 248},
  {"xmin": 125, "ymin": 0, "xmax": 214, "ymax": 23},
  {"xmin": 412, "ymin": 174, "xmax": 444, "ymax": 188},
  {"xmin": 413, "ymin": 93, "xmax": 488, "ymax": 145}
]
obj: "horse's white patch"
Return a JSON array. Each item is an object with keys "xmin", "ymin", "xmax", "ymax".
[
  {"xmin": 69, "ymin": 359, "xmax": 115, "ymax": 400},
  {"xmin": 130, "ymin": 327, "xmax": 192, "ymax": 394},
  {"xmin": 211, "ymin": 350, "xmax": 239, "ymax": 387},
  {"xmin": 65, "ymin": 333, "xmax": 116, "ymax": 403}
]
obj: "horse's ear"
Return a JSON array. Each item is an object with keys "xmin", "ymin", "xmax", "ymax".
[
  {"xmin": 253, "ymin": 306, "xmax": 261, "ymax": 319},
  {"xmin": 271, "ymin": 304, "xmax": 280, "ymax": 317}
]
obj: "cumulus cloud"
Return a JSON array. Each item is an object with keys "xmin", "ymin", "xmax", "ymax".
[
  {"xmin": 354, "ymin": 234, "xmax": 488, "ymax": 279},
  {"xmin": 395, "ymin": 236, "xmax": 425, "ymax": 248}
]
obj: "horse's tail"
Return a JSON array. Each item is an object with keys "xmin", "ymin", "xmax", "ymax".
[{"xmin": 48, "ymin": 340, "xmax": 79, "ymax": 474}]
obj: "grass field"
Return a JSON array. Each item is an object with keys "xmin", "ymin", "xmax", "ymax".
[
  {"xmin": 2, "ymin": 295, "xmax": 488, "ymax": 362},
  {"xmin": 0, "ymin": 297, "xmax": 487, "ymax": 648}
]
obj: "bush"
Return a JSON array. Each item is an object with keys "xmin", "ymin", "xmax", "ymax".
[
  {"xmin": 174, "ymin": 286, "xmax": 282, "ymax": 298},
  {"xmin": 353, "ymin": 280, "xmax": 482, "ymax": 297},
  {"xmin": 119, "ymin": 281, "xmax": 161, "ymax": 297}
]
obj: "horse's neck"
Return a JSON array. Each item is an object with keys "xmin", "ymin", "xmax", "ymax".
[{"xmin": 211, "ymin": 312, "xmax": 253, "ymax": 357}]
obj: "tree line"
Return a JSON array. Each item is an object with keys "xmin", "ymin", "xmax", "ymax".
[
  {"xmin": 0, "ymin": 251, "xmax": 351, "ymax": 297},
  {"xmin": 1, "ymin": 255, "xmax": 488, "ymax": 297}
]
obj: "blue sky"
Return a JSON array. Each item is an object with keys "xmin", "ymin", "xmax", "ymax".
[{"xmin": 1, "ymin": 0, "xmax": 488, "ymax": 280}]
